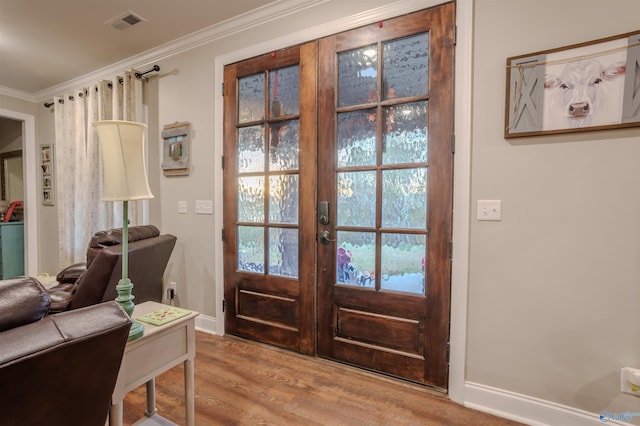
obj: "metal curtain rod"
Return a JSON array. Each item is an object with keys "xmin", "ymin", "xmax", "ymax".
[
  {"xmin": 135, "ymin": 64, "xmax": 160, "ymax": 79},
  {"xmin": 44, "ymin": 64, "xmax": 160, "ymax": 108}
]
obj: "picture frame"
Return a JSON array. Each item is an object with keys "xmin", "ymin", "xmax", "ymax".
[
  {"xmin": 505, "ymin": 29, "xmax": 640, "ymax": 138},
  {"xmin": 40, "ymin": 144, "xmax": 55, "ymax": 205},
  {"xmin": 161, "ymin": 121, "xmax": 191, "ymax": 176}
]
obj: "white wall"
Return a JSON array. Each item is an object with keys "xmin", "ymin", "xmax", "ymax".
[{"xmin": 469, "ymin": 0, "xmax": 640, "ymax": 421}]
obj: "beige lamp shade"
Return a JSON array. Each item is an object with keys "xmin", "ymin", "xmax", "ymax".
[{"xmin": 93, "ymin": 120, "xmax": 154, "ymax": 201}]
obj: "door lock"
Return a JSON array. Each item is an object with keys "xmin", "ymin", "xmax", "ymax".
[{"xmin": 319, "ymin": 201, "xmax": 330, "ymax": 225}]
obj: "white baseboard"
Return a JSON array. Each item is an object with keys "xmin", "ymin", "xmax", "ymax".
[
  {"xmin": 195, "ymin": 314, "xmax": 218, "ymax": 335},
  {"xmin": 464, "ymin": 382, "xmax": 632, "ymax": 426}
]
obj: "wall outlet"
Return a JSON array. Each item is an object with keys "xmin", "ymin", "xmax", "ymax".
[
  {"xmin": 167, "ymin": 282, "xmax": 177, "ymax": 300},
  {"xmin": 195, "ymin": 200, "xmax": 213, "ymax": 215},
  {"xmin": 621, "ymin": 367, "xmax": 640, "ymax": 396}
]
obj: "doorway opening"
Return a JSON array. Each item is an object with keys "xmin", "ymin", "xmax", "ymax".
[{"xmin": 0, "ymin": 110, "xmax": 39, "ymax": 276}]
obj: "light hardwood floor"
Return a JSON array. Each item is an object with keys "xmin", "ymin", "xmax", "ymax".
[{"xmin": 123, "ymin": 332, "xmax": 522, "ymax": 425}]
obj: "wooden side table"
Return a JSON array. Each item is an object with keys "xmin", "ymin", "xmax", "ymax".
[{"xmin": 109, "ymin": 301, "xmax": 198, "ymax": 426}]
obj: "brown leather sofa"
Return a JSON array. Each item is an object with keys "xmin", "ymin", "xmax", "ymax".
[
  {"xmin": 47, "ymin": 225, "xmax": 177, "ymax": 313},
  {"xmin": 0, "ymin": 276, "xmax": 131, "ymax": 426}
]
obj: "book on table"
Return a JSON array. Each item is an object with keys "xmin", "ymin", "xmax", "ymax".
[{"xmin": 137, "ymin": 306, "xmax": 192, "ymax": 326}]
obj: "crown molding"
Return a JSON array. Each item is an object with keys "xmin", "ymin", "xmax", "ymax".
[{"xmin": 0, "ymin": 85, "xmax": 38, "ymax": 103}]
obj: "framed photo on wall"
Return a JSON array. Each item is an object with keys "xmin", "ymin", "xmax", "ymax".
[
  {"xmin": 505, "ymin": 29, "xmax": 640, "ymax": 138},
  {"xmin": 161, "ymin": 121, "xmax": 191, "ymax": 176},
  {"xmin": 40, "ymin": 144, "xmax": 54, "ymax": 205}
]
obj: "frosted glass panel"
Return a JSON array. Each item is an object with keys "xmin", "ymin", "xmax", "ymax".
[
  {"xmin": 238, "ymin": 126, "xmax": 264, "ymax": 173},
  {"xmin": 338, "ymin": 44, "xmax": 378, "ymax": 107},
  {"xmin": 337, "ymin": 110, "xmax": 376, "ymax": 168},
  {"xmin": 336, "ymin": 231, "xmax": 376, "ymax": 287},
  {"xmin": 382, "ymin": 168, "xmax": 427, "ymax": 229},
  {"xmin": 238, "ymin": 176, "xmax": 264, "ymax": 222},
  {"xmin": 383, "ymin": 101, "xmax": 428, "ymax": 165},
  {"xmin": 269, "ymin": 65, "xmax": 300, "ymax": 117},
  {"xmin": 269, "ymin": 120, "xmax": 299, "ymax": 171},
  {"xmin": 238, "ymin": 226, "xmax": 264, "ymax": 274},
  {"xmin": 382, "ymin": 33, "xmax": 429, "ymax": 100},
  {"xmin": 337, "ymin": 171, "xmax": 376, "ymax": 227},
  {"xmin": 269, "ymin": 228, "xmax": 298, "ymax": 278},
  {"xmin": 269, "ymin": 175, "xmax": 298, "ymax": 224},
  {"xmin": 238, "ymin": 73, "xmax": 265, "ymax": 123},
  {"xmin": 380, "ymin": 233, "xmax": 426, "ymax": 294}
]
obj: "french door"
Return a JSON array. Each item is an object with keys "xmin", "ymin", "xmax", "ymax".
[
  {"xmin": 223, "ymin": 43, "xmax": 317, "ymax": 354},
  {"xmin": 316, "ymin": 4, "xmax": 455, "ymax": 389},
  {"xmin": 224, "ymin": 2, "xmax": 455, "ymax": 389}
]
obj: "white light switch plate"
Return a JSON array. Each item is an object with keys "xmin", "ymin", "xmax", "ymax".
[
  {"xmin": 178, "ymin": 201, "xmax": 188, "ymax": 214},
  {"xmin": 477, "ymin": 200, "xmax": 502, "ymax": 221},
  {"xmin": 195, "ymin": 200, "xmax": 213, "ymax": 215}
]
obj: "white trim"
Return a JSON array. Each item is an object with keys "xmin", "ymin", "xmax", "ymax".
[
  {"xmin": 0, "ymin": 86, "xmax": 37, "ymax": 103},
  {"xmin": 213, "ymin": 61, "xmax": 226, "ymax": 337},
  {"xmin": 213, "ymin": 0, "xmax": 470, "ymax": 398},
  {"xmin": 195, "ymin": 314, "xmax": 218, "ymax": 335},
  {"xmin": 465, "ymin": 382, "xmax": 632, "ymax": 426},
  {"xmin": 0, "ymin": 108, "xmax": 38, "ymax": 276},
  {"xmin": 449, "ymin": 0, "xmax": 473, "ymax": 404}
]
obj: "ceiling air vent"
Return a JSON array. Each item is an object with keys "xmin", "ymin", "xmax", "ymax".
[{"xmin": 107, "ymin": 10, "xmax": 146, "ymax": 31}]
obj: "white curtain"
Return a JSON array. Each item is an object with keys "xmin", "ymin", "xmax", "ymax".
[{"xmin": 54, "ymin": 70, "xmax": 146, "ymax": 268}]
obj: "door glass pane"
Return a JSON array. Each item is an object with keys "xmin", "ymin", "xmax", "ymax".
[
  {"xmin": 380, "ymin": 233, "xmax": 426, "ymax": 294},
  {"xmin": 382, "ymin": 33, "xmax": 429, "ymax": 100},
  {"xmin": 336, "ymin": 231, "xmax": 376, "ymax": 287},
  {"xmin": 269, "ymin": 175, "xmax": 298, "ymax": 224},
  {"xmin": 269, "ymin": 65, "xmax": 300, "ymax": 117},
  {"xmin": 238, "ymin": 226, "xmax": 264, "ymax": 274},
  {"xmin": 382, "ymin": 168, "xmax": 427, "ymax": 229},
  {"xmin": 338, "ymin": 44, "xmax": 378, "ymax": 107},
  {"xmin": 269, "ymin": 228, "xmax": 299, "ymax": 278},
  {"xmin": 238, "ymin": 73, "xmax": 265, "ymax": 123},
  {"xmin": 383, "ymin": 101, "xmax": 428, "ymax": 165},
  {"xmin": 337, "ymin": 171, "xmax": 376, "ymax": 227},
  {"xmin": 269, "ymin": 120, "xmax": 299, "ymax": 171},
  {"xmin": 337, "ymin": 110, "xmax": 377, "ymax": 168},
  {"xmin": 238, "ymin": 176, "xmax": 264, "ymax": 222},
  {"xmin": 237, "ymin": 64, "xmax": 302, "ymax": 278},
  {"xmin": 238, "ymin": 126, "xmax": 265, "ymax": 173}
]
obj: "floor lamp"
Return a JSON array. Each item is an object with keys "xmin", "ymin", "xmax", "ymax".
[{"xmin": 94, "ymin": 120, "xmax": 154, "ymax": 341}]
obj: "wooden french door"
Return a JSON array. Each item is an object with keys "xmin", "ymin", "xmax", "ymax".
[
  {"xmin": 316, "ymin": 3, "xmax": 455, "ymax": 389},
  {"xmin": 224, "ymin": 2, "xmax": 455, "ymax": 389},
  {"xmin": 223, "ymin": 43, "xmax": 317, "ymax": 354}
]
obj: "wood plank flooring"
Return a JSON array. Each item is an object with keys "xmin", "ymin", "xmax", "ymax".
[{"xmin": 123, "ymin": 332, "xmax": 522, "ymax": 425}]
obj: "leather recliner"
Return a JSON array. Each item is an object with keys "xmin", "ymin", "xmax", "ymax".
[
  {"xmin": 47, "ymin": 225, "xmax": 177, "ymax": 313},
  {"xmin": 0, "ymin": 276, "xmax": 131, "ymax": 426}
]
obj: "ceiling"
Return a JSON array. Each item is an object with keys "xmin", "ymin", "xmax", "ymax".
[{"xmin": 0, "ymin": 0, "xmax": 278, "ymax": 95}]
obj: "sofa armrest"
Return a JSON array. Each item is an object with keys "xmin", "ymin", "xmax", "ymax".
[
  {"xmin": 47, "ymin": 286, "xmax": 75, "ymax": 314},
  {"xmin": 56, "ymin": 262, "xmax": 87, "ymax": 284},
  {"xmin": 0, "ymin": 277, "xmax": 50, "ymax": 332}
]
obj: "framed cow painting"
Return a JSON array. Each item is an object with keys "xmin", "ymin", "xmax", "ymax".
[{"xmin": 505, "ymin": 29, "xmax": 640, "ymax": 138}]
